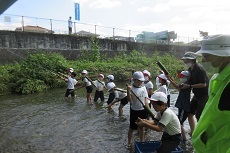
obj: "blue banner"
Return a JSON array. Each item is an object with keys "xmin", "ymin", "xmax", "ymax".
[{"xmin": 75, "ymin": 3, "xmax": 80, "ymax": 21}]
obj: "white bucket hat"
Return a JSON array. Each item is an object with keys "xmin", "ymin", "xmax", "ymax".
[
  {"xmin": 133, "ymin": 71, "xmax": 145, "ymax": 81},
  {"xmin": 107, "ymin": 82, "xmax": 116, "ymax": 91},
  {"xmin": 195, "ymin": 34, "xmax": 230, "ymax": 57},
  {"xmin": 149, "ymin": 92, "xmax": 167, "ymax": 103}
]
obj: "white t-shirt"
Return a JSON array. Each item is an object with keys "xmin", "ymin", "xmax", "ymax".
[
  {"xmin": 144, "ymin": 81, "xmax": 154, "ymax": 90},
  {"xmin": 83, "ymin": 77, "xmax": 91, "ymax": 86},
  {"xmin": 114, "ymin": 90, "xmax": 127, "ymax": 100},
  {"xmin": 156, "ymin": 85, "xmax": 169, "ymax": 96},
  {"xmin": 130, "ymin": 85, "xmax": 149, "ymax": 111},
  {"xmin": 67, "ymin": 77, "xmax": 77, "ymax": 89},
  {"xmin": 155, "ymin": 108, "xmax": 181, "ymax": 135},
  {"xmin": 156, "ymin": 77, "xmax": 161, "ymax": 89},
  {"xmin": 93, "ymin": 80, "xmax": 105, "ymax": 90}
]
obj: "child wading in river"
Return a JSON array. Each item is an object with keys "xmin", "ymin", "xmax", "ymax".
[
  {"xmin": 107, "ymin": 82, "xmax": 128, "ymax": 117},
  {"xmin": 155, "ymin": 73, "xmax": 170, "ymax": 107},
  {"xmin": 106, "ymin": 75, "xmax": 116, "ymax": 105},
  {"xmin": 78, "ymin": 70, "xmax": 93, "ymax": 104},
  {"xmin": 126, "ymin": 71, "xmax": 149, "ymax": 148},
  {"xmin": 62, "ymin": 72, "xmax": 78, "ymax": 101},
  {"xmin": 93, "ymin": 74, "xmax": 106, "ymax": 103}
]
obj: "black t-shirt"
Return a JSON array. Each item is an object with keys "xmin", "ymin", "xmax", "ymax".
[{"xmin": 188, "ymin": 63, "xmax": 209, "ymax": 99}]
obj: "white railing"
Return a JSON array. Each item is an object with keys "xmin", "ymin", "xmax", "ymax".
[{"xmin": 0, "ymin": 14, "xmax": 201, "ymax": 46}]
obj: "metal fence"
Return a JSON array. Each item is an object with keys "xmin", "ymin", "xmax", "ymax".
[{"xmin": 0, "ymin": 14, "xmax": 201, "ymax": 46}]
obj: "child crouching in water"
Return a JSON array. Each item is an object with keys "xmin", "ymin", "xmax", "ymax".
[
  {"xmin": 107, "ymin": 82, "xmax": 128, "ymax": 117},
  {"xmin": 136, "ymin": 92, "xmax": 181, "ymax": 153}
]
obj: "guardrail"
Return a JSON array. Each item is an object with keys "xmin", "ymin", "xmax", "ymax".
[{"xmin": 0, "ymin": 14, "xmax": 201, "ymax": 46}]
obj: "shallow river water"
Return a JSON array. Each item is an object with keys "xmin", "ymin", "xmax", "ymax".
[{"xmin": 0, "ymin": 82, "xmax": 195, "ymax": 153}]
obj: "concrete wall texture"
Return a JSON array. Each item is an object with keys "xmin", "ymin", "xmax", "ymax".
[{"xmin": 0, "ymin": 31, "xmax": 200, "ymax": 64}]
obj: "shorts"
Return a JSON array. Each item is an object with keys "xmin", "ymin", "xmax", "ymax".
[
  {"xmin": 167, "ymin": 95, "xmax": 170, "ymax": 107},
  {"xmin": 65, "ymin": 89, "xmax": 75, "ymax": 97},
  {"xmin": 107, "ymin": 93, "xmax": 115, "ymax": 105},
  {"xmin": 189, "ymin": 96, "xmax": 208, "ymax": 121},
  {"xmin": 86, "ymin": 85, "xmax": 93, "ymax": 93},
  {"xmin": 130, "ymin": 109, "xmax": 148, "ymax": 130},
  {"xmin": 120, "ymin": 96, "xmax": 128, "ymax": 106},
  {"xmin": 157, "ymin": 132, "xmax": 181, "ymax": 153},
  {"xmin": 189, "ymin": 97, "xmax": 198, "ymax": 115},
  {"xmin": 178, "ymin": 108, "xmax": 189, "ymax": 125},
  {"xmin": 94, "ymin": 90, "xmax": 104, "ymax": 102},
  {"xmin": 148, "ymin": 94, "xmax": 152, "ymax": 108}
]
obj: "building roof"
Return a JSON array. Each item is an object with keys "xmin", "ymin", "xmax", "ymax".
[
  {"xmin": 15, "ymin": 25, "xmax": 54, "ymax": 33},
  {"xmin": 75, "ymin": 30, "xmax": 99, "ymax": 37}
]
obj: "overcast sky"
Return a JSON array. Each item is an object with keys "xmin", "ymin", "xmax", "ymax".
[{"xmin": 2, "ymin": 0, "xmax": 230, "ymax": 39}]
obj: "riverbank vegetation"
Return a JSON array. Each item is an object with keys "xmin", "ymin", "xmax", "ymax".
[{"xmin": 0, "ymin": 49, "xmax": 185, "ymax": 94}]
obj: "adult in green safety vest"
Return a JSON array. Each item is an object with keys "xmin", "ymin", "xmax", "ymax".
[{"xmin": 192, "ymin": 34, "xmax": 230, "ymax": 153}]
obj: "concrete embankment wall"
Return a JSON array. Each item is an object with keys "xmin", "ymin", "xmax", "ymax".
[{"xmin": 0, "ymin": 31, "xmax": 200, "ymax": 64}]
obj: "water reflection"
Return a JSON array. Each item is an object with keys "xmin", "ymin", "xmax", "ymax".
[{"xmin": 0, "ymin": 81, "xmax": 194, "ymax": 153}]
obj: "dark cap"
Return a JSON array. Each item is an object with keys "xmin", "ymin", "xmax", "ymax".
[{"xmin": 71, "ymin": 72, "xmax": 76, "ymax": 77}]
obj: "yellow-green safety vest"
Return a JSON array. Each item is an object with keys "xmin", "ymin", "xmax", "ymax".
[{"xmin": 192, "ymin": 64, "xmax": 230, "ymax": 153}]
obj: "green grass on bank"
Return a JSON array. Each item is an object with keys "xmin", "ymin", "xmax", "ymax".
[{"xmin": 0, "ymin": 50, "xmax": 185, "ymax": 94}]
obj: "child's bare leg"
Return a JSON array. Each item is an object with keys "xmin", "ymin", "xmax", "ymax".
[
  {"xmin": 128, "ymin": 128, "xmax": 133, "ymax": 146},
  {"xmin": 138, "ymin": 126, "xmax": 145, "ymax": 141},
  {"xmin": 71, "ymin": 94, "xmax": 75, "ymax": 100},
  {"xmin": 89, "ymin": 94, "xmax": 92, "ymax": 102},
  {"xmin": 65, "ymin": 97, "xmax": 68, "ymax": 101},
  {"xmin": 87, "ymin": 93, "xmax": 92, "ymax": 103},
  {"xmin": 118, "ymin": 104, "xmax": 124, "ymax": 116}
]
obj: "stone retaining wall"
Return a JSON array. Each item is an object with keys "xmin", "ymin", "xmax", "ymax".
[{"xmin": 0, "ymin": 31, "xmax": 200, "ymax": 64}]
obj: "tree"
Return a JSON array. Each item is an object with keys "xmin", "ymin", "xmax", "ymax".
[{"xmin": 199, "ymin": 30, "xmax": 208, "ymax": 38}]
